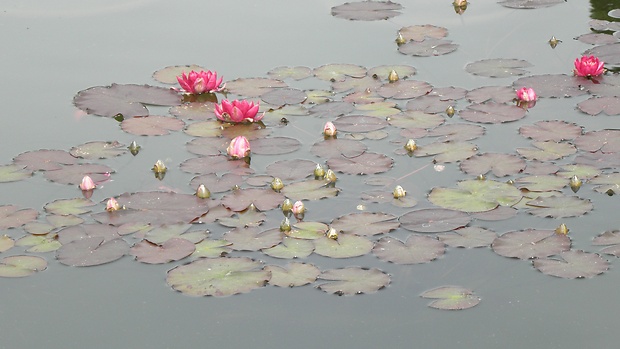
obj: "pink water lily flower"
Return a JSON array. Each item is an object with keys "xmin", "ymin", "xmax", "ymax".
[
  {"xmin": 227, "ymin": 136, "xmax": 251, "ymax": 159},
  {"xmin": 177, "ymin": 70, "xmax": 223, "ymax": 94},
  {"xmin": 215, "ymin": 99, "xmax": 263, "ymax": 123},
  {"xmin": 574, "ymin": 55, "xmax": 604, "ymax": 77},
  {"xmin": 323, "ymin": 121, "xmax": 337, "ymax": 137},
  {"xmin": 516, "ymin": 87, "xmax": 536, "ymax": 102},
  {"xmin": 79, "ymin": 175, "xmax": 96, "ymax": 191}
]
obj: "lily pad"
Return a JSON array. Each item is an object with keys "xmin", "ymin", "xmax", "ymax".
[
  {"xmin": 152, "ymin": 64, "xmax": 205, "ymax": 84},
  {"xmin": 260, "ymin": 88, "xmax": 307, "ymax": 106},
  {"xmin": 183, "ymin": 120, "xmax": 223, "ymax": 138},
  {"xmin": 251, "ymin": 137, "xmax": 301, "ymax": 155},
  {"xmin": 73, "ymin": 84, "xmax": 181, "ymax": 118},
  {"xmin": 590, "ymin": 173, "xmax": 620, "ymax": 194},
  {"xmin": 170, "ymin": 101, "xmax": 216, "ymax": 121},
  {"xmin": 0, "ymin": 205, "xmax": 38, "ymax": 229},
  {"xmin": 519, "ymin": 120, "xmax": 583, "ymax": 142},
  {"xmin": 317, "ymin": 267, "xmax": 390, "ymax": 295},
  {"xmin": 220, "ymin": 188, "xmax": 284, "ymax": 212},
  {"xmin": 526, "ymin": 195, "xmax": 593, "ymax": 218},
  {"xmin": 57, "ymin": 236, "xmax": 129, "ymax": 267},
  {"xmin": 0, "ymin": 235, "xmax": 15, "ymax": 253},
  {"xmin": 121, "ymin": 115, "xmax": 185, "ymax": 136},
  {"xmin": 437, "ymin": 227, "xmax": 497, "ymax": 248},
  {"xmin": 400, "ymin": 208, "xmax": 471, "ymax": 233},
  {"xmin": 0, "ymin": 164, "xmax": 32, "ymax": 183},
  {"xmin": 311, "ymin": 138, "xmax": 367, "ymax": 158},
  {"xmin": 498, "ymin": 0, "xmax": 565, "ymax": 9},
  {"xmin": 398, "ymin": 39, "xmax": 459, "ymax": 57},
  {"xmin": 466, "ymin": 86, "xmax": 516, "ymax": 104},
  {"xmin": 388, "ymin": 110, "xmax": 444, "ymax": 129},
  {"xmin": 513, "ymin": 74, "xmax": 587, "ymax": 98},
  {"xmin": 281, "ymin": 179, "xmax": 340, "ymax": 201},
  {"xmin": 465, "ymin": 59, "xmax": 532, "ymax": 78},
  {"xmin": 44, "ymin": 163, "xmax": 113, "ymax": 185},
  {"xmin": 459, "ymin": 103, "xmax": 526, "ymax": 124},
  {"xmin": 578, "ymin": 96, "xmax": 620, "ymax": 116},
  {"xmin": 517, "ymin": 141, "xmax": 576, "ymax": 161},
  {"xmin": 515, "ymin": 175, "xmax": 568, "ymax": 192},
  {"xmin": 333, "ymin": 115, "xmax": 389, "ymax": 132},
  {"xmin": 592, "ymin": 230, "xmax": 620, "ymax": 256},
  {"xmin": 192, "ymin": 239, "xmax": 232, "ymax": 258},
  {"xmin": 429, "ymin": 180, "xmax": 523, "ymax": 213},
  {"xmin": 44, "ymin": 198, "xmax": 96, "ymax": 215},
  {"xmin": 145, "ymin": 224, "xmax": 207, "ymax": 244},
  {"xmin": 420, "ymin": 286, "xmax": 480, "ymax": 310},
  {"xmin": 16, "ymin": 234, "xmax": 62, "ymax": 253},
  {"xmin": 130, "ymin": 238, "xmax": 195, "ymax": 264},
  {"xmin": 313, "ymin": 234, "xmax": 374, "ymax": 258},
  {"xmin": 13, "ymin": 149, "xmax": 77, "ymax": 171},
  {"xmin": 225, "ymin": 77, "xmax": 287, "ymax": 97},
  {"xmin": 267, "ymin": 66, "xmax": 313, "ymax": 80},
  {"xmin": 262, "ymin": 237, "xmax": 315, "ymax": 259},
  {"xmin": 70, "ymin": 141, "xmax": 127, "ymax": 159},
  {"xmin": 399, "ymin": 24, "xmax": 448, "ymax": 42},
  {"xmin": 189, "ymin": 173, "xmax": 243, "ymax": 194},
  {"xmin": 223, "ymin": 227, "xmax": 282, "ymax": 251},
  {"xmin": 264, "ymin": 262, "xmax": 320, "ymax": 287},
  {"xmin": 180, "ymin": 155, "xmax": 253, "ymax": 176},
  {"xmin": 0, "ymin": 255, "xmax": 47, "ymax": 278},
  {"xmin": 492, "ymin": 229, "xmax": 571, "ymax": 260},
  {"xmin": 533, "ymin": 250, "xmax": 609, "ymax": 278},
  {"xmin": 314, "ymin": 64, "xmax": 367, "ymax": 82},
  {"xmin": 309, "ymin": 101, "xmax": 355, "ymax": 118},
  {"xmin": 265, "ymin": 159, "xmax": 316, "ymax": 181},
  {"xmin": 414, "ymin": 141, "xmax": 478, "ymax": 163},
  {"xmin": 378, "ymin": 80, "xmax": 433, "ymax": 99},
  {"xmin": 460, "ymin": 153, "xmax": 525, "ymax": 177},
  {"xmin": 373, "ymin": 235, "xmax": 445, "ymax": 264},
  {"xmin": 331, "ymin": 1, "xmax": 402, "ymax": 21},
  {"xmin": 327, "ymin": 152, "xmax": 394, "ymax": 175},
  {"xmin": 166, "ymin": 257, "xmax": 271, "ymax": 297},
  {"xmin": 287, "ymin": 221, "xmax": 329, "ymax": 240},
  {"xmin": 427, "ymin": 123, "xmax": 485, "ymax": 142},
  {"xmin": 574, "ymin": 130, "xmax": 620, "ymax": 153},
  {"xmin": 367, "ymin": 65, "xmax": 416, "ymax": 80},
  {"xmin": 331, "ymin": 212, "xmax": 399, "ymax": 236}
]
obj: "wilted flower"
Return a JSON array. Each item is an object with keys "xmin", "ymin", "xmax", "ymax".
[
  {"xmin": 196, "ymin": 184, "xmax": 211, "ymax": 199},
  {"xmin": 152, "ymin": 160, "xmax": 167, "ymax": 174},
  {"xmin": 106, "ymin": 198, "xmax": 121, "ymax": 211},
  {"xmin": 215, "ymin": 99, "xmax": 263, "ymax": 123},
  {"xmin": 79, "ymin": 175, "xmax": 96, "ymax": 191},
  {"xmin": 177, "ymin": 70, "xmax": 223, "ymax": 94},
  {"xmin": 227, "ymin": 136, "xmax": 251, "ymax": 159},
  {"xmin": 516, "ymin": 87, "xmax": 537, "ymax": 102},
  {"xmin": 574, "ymin": 55, "xmax": 604, "ymax": 77},
  {"xmin": 323, "ymin": 121, "xmax": 337, "ymax": 137}
]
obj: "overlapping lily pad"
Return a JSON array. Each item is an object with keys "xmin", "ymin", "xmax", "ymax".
[
  {"xmin": 223, "ymin": 227, "xmax": 282, "ymax": 251},
  {"xmin": 0, "ymin": 164, "xmax": 32, "ymax": 183},
  {"xmin": 492, "ymin": 229, "xmax": 570, "ymax": 260},
  {"xmin": 330, "ymin": 212, "xmax": 399, "ymax": 236},
  {"xmin": 327, "ymin": 152, "xmax": 393, "ymax": 175},
  {"xmin": 70, "ymin": 141, "xmax": 127, "ymax": 159},
  {"xmin": 281, "ymin": 180, "xmax": 339, "ymax": 201},
  {"xmin": 13, "ymin": 149, "xmax": 77, "ymax": 171},
  {"xmin": 533, "ymin": 250, "xmax": 609, "ymax": 278},
  {"xmin": 313, "ymin": 234, "xmax": 374, "ymax": 258},
  {"xmin": 130, "ymin": 238, "xmax": 195, "ymax": 264},
  {"xmin": 526, "ymin": 195, "xmax": 593, "ymax": 218},
  {"xmin": 221, "ymin": 188, "xmax": 284, "ymax": 212},
  {"xmin": 459, "ymin": 103, "xmax": 526, "ymax": 124},
  {"xmin": 519, "ymin": 120, "xmax": 583, "ymax": 142},
  {"xmin": 317, "ymin": 267, "xmax": 390, "ymax": 295},
  {"xmin": 398, "ymin": 39, "xmax": 458, "ymax": 57},
  {"xmin": 429, "ymin": 180, "xmax": 522, "ymax": 213},
  {"xmin": 57, "ymin": 236, "xmax": 129, "ymax": 267},
  {"xmin": 373, "ymin": 235, "xmax": 445, "ymax": 264},
  {"xmin": 437, "ymin": 227, "xmax": 497, "ymax": 248},
  {"xmin": 400, "ymin": 208, "xmax": 471, "ymax": 233},
  {"xmin": 0, "ymin": 205, "xmax": 38, "ymax": 229},
  {"xmin": 262, "ymin": 236, "xmax": 315, "ymax": 259},
  {"xmin": 460, "ymin": 153, "xmax": 525, "ymax": 177},
  {"xmin": 121, "ymin": 116, "xmax": 185, "ymax": 136},
  {"xmin": 264, "ymin": 263, "xmax": 320, "ymax": 287}
]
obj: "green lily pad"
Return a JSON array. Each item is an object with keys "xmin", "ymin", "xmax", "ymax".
[
  {"xmin": 330, "ymin": 212, "xmax": 399, "ymax": 236},
  {"xmin": 533, "ymin": 250, "xmax": 609, "ymax": 278},
  {"xmin": 218, "ymin": 206, "xmax": 266, "ymax": 228},
  {"xmin": 333, "ymin": 115, "xmax": 389, "ymax": 132},
  {"xmin": 152, "ymin": 64, "xmax": 206, "ymax": 84},
  {"xmin": 398, "ymin": 39, "xmax": 458, "ymax": 57},
  {"xmin": 465, "ymin": 58, "xmax": 532, "ymax": 77},
  {"xmin": 192, "ymin": 239, "xmax": 232, "ymax": 258},
  {"xmin": 70, "ymin": 141, "xmax": 127, "ymax": 159},
  {"xmin": 519, "ymin": 120, "xmax": 583, "ymax": 142},
  {"xmin": 420, "ymin": 286, "xmax": 480, "ymax": 310},
  {"xmin": 130, "ymin": 238, "xmax": 195, "ymax": 264},
  {"xmin": 260, "ymin": 88, "xmax": 307, "ymax": 106},
  {"xmin": 388, "ymin": 110, "xmax": 445, "ymax": 129},
  {"xmin": 264, "ymin": 262, "xmax": 320, "ymax": 287},
  {"xmin": 414, "ymin": 141, "xmax": 478, "ymax": 163},
  {"xmin": 556, "ymin": 164, "xmax": 601, "ymax": 180},
  {"xmin": 373, "ymin": 235, "xmax": 445, "ymax": 264},
  {"xmin": 311, "ymin": 138, "xmax": 367, "ymax": 158},
  {"xmin": 399, "ymin": 24, "xmax": 447, "ymax": 42},
  {"xmin": 0, "ymin": 205, "xmax": 38, "ymax": 229},
  {"xmin": 185, "ymin": 137, "xmax": 229, "ymax": 156},
  {"xmin": 400, "ymin": 208, "xmax": 471, "ymax": 233},
  {"xmin": 180, "ymin": 155, "xmax": 254, "ymax": 176},
  {"xmin": 341, "ymin": 87, "xmax": 385, "ymax": 102},
  {"xmin": 121, "ymin": 115, "xmax": 185, "ymax": 136},
  {"xmin": 57, "ymin": 236, "xmax": 129, "ymax": 267},
  {"xmin": 44, "ymin": 163, "xmax": 113, "ymax": 185},
  {"xmin": 0, "ymin": 255, "xmax": 47, "ymax": 278},
  {"xmin": 309, "ymin": 101, "xmax": 354, "ymax": 118},
  {"xmin": 590, "ymin": 173, "xmax": 620, "ymax": 194},
  {"xmin": 492, "ymin": 229, "xmax": 571, "ymax": 260},
  {"xmin": 466, "ymin": 86, "xmax": 516, "ymax": 104},
  {"xmin": 429, "ymin": 180, "xmax": 522, "ymax": 213},
  {"xmin": 0, "ymin": 164, "xmax": 32, "ymax": 183},
  {"xmin": 225, "ymin": 77, "xmax": 287, "ymax": 97},
  {"xmin": 515, "ymin": 175, "xmax": 569, "ymax": 192},
  {"xmin": 166, "ymin": 257, "xmax": 271, "ymax": 297},
  {"xmin": 460, "ymin": 153, "xmax": 525, "ymax": 177},
  {"xmin": 251, "ymin": 137, "xmax": 302, "ymax": 155},
  {"xmin": 47, "ymin": 214, "xmax": 84, "ymax": 228},
  {"xmin": 189, "ymin": 173, "xmax": 243, "ymax": 194},
  {"xmin": 378, "ymin": 80, "xmax": 433, "ymax": 99},
  {"xmin": 183, "ymin": 120, "xmax": 223, "ymax": 137},
  {"xmin": 360, "ymin": 189, "xmax": 418, "ymax": 208},
  {"xmin": 327, "ymin": 152, "xmax": 394, "ymax": 175},
  {"xmin": 221, "ymin": 188, "xmax": 284, "ymax": 212},
  {"xmin": 317, "ymin": 267, "xmax": 390, "ymax": 295},
  {"xmin": 526, "ymin": 195, "xmax": 593, "ymax": 218},
  {"xmin": 267, "ymin": 66, "xmax": 313, "ymax": 80},
  {"xmin": 15, "ymin": 234, "xmax": 62, "ymax": 253},
  {"xmin": 223, "ymin": 227, "xmax": 282, "ymax": 251},
  {"xmin": 281, "ymin": 179, "xmax": 339, "ymax": 201},
  {"xmin": 262, "ymin": 236, "xmax": 315, "ymax": 259},
  {"xmin": 170, "ymin": 101, "xmax": 217, "ymax": 121},
  {"xmin": 517, "ymin": 141, "xmax": 577, "ymax": 161},
  {"xmin": 145, "ymin": 224, "xmax": 207, "ymax": 244},
  {"xmin": 44, "ymin": 198, "xmax": 96, "ymax": 216},
  {"xmin": 575, "ymin": 130, "xmax": 620, "ymax": 153},
  {"xmin": 459, "ymin": 103, "xmax": 526, "ymax": 124},
  {"xmin": 313, "ymin": 234, "xmax": 374, "ymax": 258},
  {"xmin": 355, "ymin": 101, "xmax": 401, "ymax": 117},
  {"xmin": 331, "ymin": 1, "xmax": 402, "ymax": 21},
  {"xmin": 314, "ymin": 64, "xmax": 367, "ymax": 82},
  {"xmin": 427, "ymin": 123, "xmax": 485, "ymax": 142},
  {"xmin": 437, "ymin": 227, "xmax": 497, "ymax": 248},
  {"xmin": 13, "ymin": 149, "xmax": 77, "ymax": 171},
  {"xmin": 287, "ymin": 221, "xmax": 328, "ymax": 240},
  {"xmin": 0, "ymin": 235, "xmax": 15, "ymax": 252}
]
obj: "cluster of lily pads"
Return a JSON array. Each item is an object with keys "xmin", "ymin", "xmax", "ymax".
[{"xmin": 1, "ymin": 1, "xmax": 619, "ymax": 310}]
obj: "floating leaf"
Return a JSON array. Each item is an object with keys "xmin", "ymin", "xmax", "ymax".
[
  {"xmin": 0, "ymin": 164, "xmax": 32, "ymax": 183},
  {"xmin": 333, "ymin": 115, "xmax": 389, "ymax": 132},
  {"xmin": 57, "ymin": 236, "xmax": 129, "ymax": 267},
  {"xmin": 519, "ymin": 120, "xmax": 583, "ymax": 142},
  {"xmin": 281, "ymin": 180, "xmax": 339, "ymax": 201},
  {"xmin": 399, "ymin": 24, "xmax": 448, "ymax": 42},
  {"xmin": 400, "ymin": 208, "xmax": 471, "ymax": 233},
  {"xmin": 183, "ymin": 120, "xmax": 223, "ymax": 137},
  {"xmin": 515, "ymin": 175, "xmax": 568, "ymax": 192},
  {"xmin": 577, "ymin": 96, "xmax": 620, "ymax": 116},
  {"xmin": 331, "ymin": 1, "xmax": 403, "ymax": 21},
  {"xmin": 378, "ymin": 80, "xmax": 433, "ymax": 99},
  {"xmin": 472, "ymin": 206, "xmax": 517, "ymax": 221},
  {"xmin": 0, "ymin": 205, "xmax": 38, "ymax": 229},
  {"xmin": 180, "ymin": 155, "xmax": 253, "ymax": 176},
  {"xmin": 513, "ymin": 74, "xmax": 587, "ymax": 98},
  {"xmin": 267, "ymin": 66, "xmax": 313, "ymax": 80},
  {"xmin": 44, "ymin": 198, "xmax": 96, "ymax": 216},
  {"xmin": 533, "ymin": 250, "xmax": 609, "ymax": 278},
  {"xmin": 218, "ymin": 208, "xmax": 266, "ymax": 228},
  {"xmin": 251, "ymin": 137, "xmax": 301, "ymax": 155},
  {"xmin": 517, "ymin": 141, "xmax": 576, "ymax": 161},
  {"xmin": 152, "ymin": 64, "xmax": 205, "ymax": 84},
  {"xmin": 437, "ymin": 227, "xmax": 497, "ymax": 248},
  {"xmin": 317, "ymin": 267, "xmax": 390, "ymax": 295},
  {"xmin": 70, "ymin": 141, "xmax": 127, "ymax": 159},
  {"xmin": 44, "ymin": 163, "xmax": 113, "ymax": 185},
  {"xmin": 265, "ymin": 263, "xmax": 320, "ymax": 287},
  {"xmin": 590, "ymin": 173, "xmax": 620, "ymax": 194},
  {"xmin": 330, "ymin": 212, "xmax": 399, "ymax": 236},
  {"xmin": 15, "ymin": 234, "xmax": 62, "ymax": 253},
  {"xmin": 460, "ymin": 153, "xmax": 525, "ymax": 177},
  {"xmin": 225, "ymin": 77, "xmax": 287, "ymax": 97},
  {"xmin": 398, "ymin": 39, "xmax": 458, "ymax": 57},
  {"xmin": 373, "ymin": 235, "xmax": 445, "ymax": 264},
  {"xmin": 388, "ymin": 110, "xmax": 444, "ymax": 129},
  {"xmin": 466, "ymin": 86, "xmax": 516, "ymax": 104},
  {"xmin": 13, "ymin": 149, "xmax": 78, "ymax": 171},
  {"xmin": 130, "ymin": 238, "xmax": 195, "ymax": 264},
  {"xmin": 265, "ymin": 159, "xmax": 316, "ymax": 181},
  {"xmin": 420, "ymin": 286, "xmax": 480, "ymax": 310},
  {"xmin": 427, "ymin": 123, "xmax": 485, "ymax": 142},
  {"xmin": 170, "ymin": 101, "xmax": 216, "ymax": 121},
  {"xmin": 498, "ymin": 0, "xmax": 565, "ymax": 9},
  {"xmin": 260, "ymin": 88, "xmax": 307, "ymax": 106},
  {"xmin": 367, "ymin": 65, "xmax": 416, "ymax": 80},
  {"xmin": 429, "ymin": 180, "xmax": 522, "ymax": 213},
  {"xmin": 574, "ymin": 130, "xmax": 620, "ymax": 153},
  {"xmin": 166, "ymin": 257, "xmax": 270, "ymax": 297},
  {"xmin": 311, "ymin": 138, "xmax": 367, "ymax": 158},
  {"xmin": 121, "ymin": 116, "xmax": 185, "ymax": 136},
  {"xmin": 262, "ymin": 237, "xmax": 315, "ymax": 259},
  {"xmin": 309, "ymin": 101, "xmax": 355, "ymax": 118},
  {"xmin": 287, "ymin": 222, "xmax": 328, "ymax": 240},
  {"xmin": 414, "ymin": 141, "xmax": 477, "ymax": 163},
  {"xmin": 189, "ymin": 173, "xmax": 243, "ymax": 194},
  {"xmin": 145, "ymin": 224, "xmax": 207, "ymax": 244},
  {"xmin": 492, "ymin": 229, "xmax": 571, "ymax": 259},
  {"xmin": 192, "ymin": 239, "xmax": 232, "ymax": 258},
  {"xmin": 221, "ymin": 188, "xmax": 284, "ymax": 212},
  {"xmin": 314, "ymin": 64, "xmax": 367, "ymax": 82},
  {"xmin": 73, "ymin": 84, "xmax": 181, "ymax": 118},
  {"xmin": 585, "ymin": 42, "xmax": 620, "ymax": 65},
  {"xmin": 465, "ymin": 59, "xmax": 532, "ymax": 78},
  {"xmin": 327, "ymin": 152, "xmax": 393, "ymax": 175},
  {"xmin": 459, "ymin": 103, "xmax": 526, "ymax": 124},
  {"xmin": 0, "ymin": 235, "xmax": 15, "ymax": 252},
  {"xmin": 526, "ymin": 195, "xmax": 593, "ymax": 218},
  {"xmin": 313, "ymin": 234, "xmax": 374, "ymax": 258},
  {"xmin": 0, "ymin": 255, "xmax": 47, "ymax": 278}
]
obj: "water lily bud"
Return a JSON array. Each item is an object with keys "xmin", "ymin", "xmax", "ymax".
[
  {"xmin": 404, "ymin": 139, "xmax": 417, "ymax": 153},
  {"xmin": 516, "ymin": 87, "xmax": 537, "ymax": 102},
  {"xmin": 281, "ymin": 198, "xmax": 293, "ymax": 215},
  {"xmin": 324, "ymin": 169, "xmax": 337, "ymax": 183},
  {"xmin": 548, "ymin": 36, "xmax": 561, "ymax": 49},
  {"xmin": 314, "ymin": 164, "xmax": 326, "ymax": 178},
  {"xmin": 323, "ymin": 121, "xmax": 337, "ymax": 137},
  {"xmin": 606, "ymin": 189, "xmax": 615, "ymax": 196},
  {"xmin": 453, "ymin": 0, "xmax": 467, "ymax": 14},
  {"xmin": 326, "ymin": 227, "xmax": 338, "ymax": 240},
  {"xmin": 292, "ymin": 200, "xmax": 305, "ymax": 217},
  {"xmin": 446, "ymin": 105, "xmax": 455, "ymax": 117},
  {"xmin": 393, "ymin": 185, "xmax": 406, "ymax": 199},
  {"xmin": 395, "ymin": 32, "xmax": 406, "ymax": 45},
  {"xmin": 106, "ymin": 197, "xmax": 121, "ymax": 212},
  {"xmin": 569, "ymin": 175, "xmax": 582, "ymax": 193},
  {"xmin": 555, "ymin": 223, "xmax": 569, "ymax": 235},
  {"xmin": 388, "ymin": 70, "xmax": 399, "ymax": 83},
  {"xmin": 280, "ymin": 217, "xmax": 291, "ymax": 232},
  {"xmin": 506, "ymin": 179, "xmax": 515, "ymax": 185},
  {"xmin": 79, "ymin": 175, "xmax": 96, "ymax": 191},
  {"xmin": 271, "ymin": 177, "xmax": 284, "ymax": 192},
  {"xmin": 128, "ymin": 141, "xmax": 141, "ymax": 156},
  {"xmin": 227, "ymin": 136, "xmax": 251, "ymax": 159},
  {"xmin": 196, "ymin": 184, "xmax": 211, "ymax": 199},
  {"xmin": 476, "ymin": 174, "xmax": 486, "ymax": 181},
  {"xmin": 152, "ymin": 160, "xmax": 167, "ymax": 174}
]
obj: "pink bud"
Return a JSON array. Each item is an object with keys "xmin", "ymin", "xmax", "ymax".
[
  {"xmin": 516, "ymin": 87, "xmax": 537, "ymax": 102},
  {"xmin": 324, "ymin": 121, "xmax": 337, "ymax": 137},
  {"xmin": 79, "ymin": 175, "xmax": 96, "ymax": 191},
  {"xmin": 106, "ymin": 198, "xmax": 121, "ymax": 211},
  {"xmin": 227, "ymin": 136, "xmax": 251, "ymax": 159},
  {"xmin": 292, "ymin": 200, "xmax": 305, "ymax": 215}
]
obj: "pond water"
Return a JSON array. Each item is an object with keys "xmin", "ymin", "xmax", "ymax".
[{"xmin": 1, "ymin": 0, "xmax": 619, "ymax": 348}]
